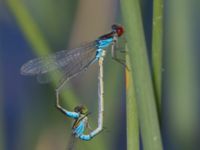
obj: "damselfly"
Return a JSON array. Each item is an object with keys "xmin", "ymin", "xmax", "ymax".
[
  {"xmin": 20, "ymin": 24, "xmax": 123, "ymax": 142},
  {"xmin": 61, "ymin": 105, "xmax": 91, "ymax": 149},
  {"xmin": 20, "ymin": 24, "xmax": 124, "ymax": 87}
]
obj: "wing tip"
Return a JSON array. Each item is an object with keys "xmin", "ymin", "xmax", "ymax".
[
  {"xmin": 20, "ymin": 63, "xmax": 36, "ymax": 76},
  {"xmin": 20, "ymin": 65, "xmax": 30, "ymax": 75}
]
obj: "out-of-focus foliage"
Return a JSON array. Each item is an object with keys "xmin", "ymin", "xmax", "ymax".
[
  {"xmin": 0, "ymin": 53, "xmax": 3, "ymax": 150},
  {"xmin": 165, "ymin": 0, "xmax": 200, "ymax": 149}
]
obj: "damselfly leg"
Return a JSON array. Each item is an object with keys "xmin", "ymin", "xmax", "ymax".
[{"xmin": 111, "ymin": 36, "xmax": 129, "ymax": 70}]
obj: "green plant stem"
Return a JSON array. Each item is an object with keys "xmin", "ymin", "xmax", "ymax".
[
  {"xmin": 166, "ymin": 0, "xmax": 199, "ymax": 149},
  {"xmin": 6, "ymin": 0, "xmax": 78, "ymax": 107},
  {"xmin": 152, "ymin": 0, "xmax": 164, "ymax": 114},
  {"xmin": 125, "ymin": 53, "xmax": 139, "ymax": 150},
  {"xmin": 121, "ymin": 0, "xmax": 163, "ymax": 150}
]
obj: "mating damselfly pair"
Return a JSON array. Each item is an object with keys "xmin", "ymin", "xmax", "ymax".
[{"xmin": 20, "ymin": 24, "xmax": 125, "ymax": 142}]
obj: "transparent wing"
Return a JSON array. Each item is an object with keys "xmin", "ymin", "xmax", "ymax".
[{"xmin": 20, "ymin": 41, "xmax": 97, "ymax": 83}]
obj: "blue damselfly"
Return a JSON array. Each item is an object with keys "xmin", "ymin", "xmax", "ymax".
[{"xmin": 20, "ymin": 24, "xmax": 125, "ymax": 142}]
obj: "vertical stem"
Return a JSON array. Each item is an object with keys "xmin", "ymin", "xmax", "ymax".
[
  {"xmin": 166, "ymin": 0, "xmax": 199, "ymax": 149},
  {"xmin": 121, "ymin": 0, "xmax": 163, "ymax": 150},
  {"xmin": 152, "ymin": 0, "xmax": 164, "ymax": 113},
  {"xmin": 125, "ymin": 51, "xmax": 139, "ymax": 150}
]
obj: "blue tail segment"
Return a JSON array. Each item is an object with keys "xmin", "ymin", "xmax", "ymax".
[
  {"xmin": 79, "ymin": 134, "xmax": 92, "ymax": 141},
  {"xmin": 97, "ymin": 38, "xmax": 113, "ymax": 49},
  {"xmin": 65, "ymin": 111, "xmax": 79, "ymax": 119},
  {"xmin": 74, "ymin": 121, "xmax": 85, "ymax": 136},
  {"xmin": 72, "ymin": 119, "xmax": 93, "ymax": 141},
  {"xmin": 95, "ymin": 38, "xmax": 113, "ymax": 59}
]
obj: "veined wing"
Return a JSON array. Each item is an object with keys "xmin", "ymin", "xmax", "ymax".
[
  {"xmin": 57, "ymin": 43, "xmax": 98, "ymax": 86},
  {"xmin": 20, "ymin": 41, "xmax": 97, "ymax": 76}
]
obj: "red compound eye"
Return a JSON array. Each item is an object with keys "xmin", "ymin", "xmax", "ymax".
[{"xmin": 112, "ymin": 24, "xmax": 124, "ymax": 37}]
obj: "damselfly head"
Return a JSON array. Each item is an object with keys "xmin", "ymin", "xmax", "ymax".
[
  {"xmin": 112, "ymin": 24, "xmax": 124, "ymax": 37},
  {"xmin": 74, "ymin": 105, "xmax": 88, "ymax": 114}
]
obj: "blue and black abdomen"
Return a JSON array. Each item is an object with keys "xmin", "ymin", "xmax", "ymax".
[
  {"xmin": 95, "ymin": 38, "xmax": 113, "ymax": 59},
  {"xmin": 96, "ymin": 37, "xmax": 113, "ymax": 49}
]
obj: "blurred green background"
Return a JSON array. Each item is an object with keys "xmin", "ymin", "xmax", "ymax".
[{"xmin": 1, "ymin": 0, "xmax": 200, "ymax": 150}]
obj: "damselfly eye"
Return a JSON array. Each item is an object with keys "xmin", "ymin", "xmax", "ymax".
[{"xmin": 112, "ymin": 24, "xmax": 124, "ymax": 37}]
